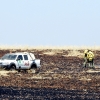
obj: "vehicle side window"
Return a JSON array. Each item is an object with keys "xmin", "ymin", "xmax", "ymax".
[
  {"xmin": 17, "ymin": 55, "xmax": 23, "ymax": 60},
  {"xmin": 24, "ymin": 55, "xmax": 28, "ymax": 60}
]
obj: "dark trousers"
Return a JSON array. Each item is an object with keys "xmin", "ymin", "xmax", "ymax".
[{"xmin": 84, "ymin": 58, "xmax": 94, "ymax": 68}]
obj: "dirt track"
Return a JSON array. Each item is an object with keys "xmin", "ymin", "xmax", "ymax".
[{"xmin": 0, "ymin": 49, "xmax": 100, "ymax": 99}]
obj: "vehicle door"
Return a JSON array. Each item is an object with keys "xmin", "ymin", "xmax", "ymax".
[
  {"xmin": 23, "ymin": 55, "xmax": 30, "ymax": 69},
  {"xmin": 16, "ymin": 55, "xmax": 25, "ymax": 69}
]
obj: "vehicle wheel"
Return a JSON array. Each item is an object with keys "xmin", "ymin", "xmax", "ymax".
[{"xmin": 10, "ymin": 65, "xmax": 16, "ymax": 71}]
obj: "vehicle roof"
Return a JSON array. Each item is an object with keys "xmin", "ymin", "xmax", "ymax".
[{"xmin": 7, "ymin": 52, "xmax": 31, "ymax": 55}]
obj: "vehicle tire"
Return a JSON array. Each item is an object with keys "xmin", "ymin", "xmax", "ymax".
[
  {"xmin": 10, "ymin": 65, "xmax": 16, "ymax": 71},
  {"xmin": 30, "ymin": 64, "xmax": 37, "ymax": 73}
]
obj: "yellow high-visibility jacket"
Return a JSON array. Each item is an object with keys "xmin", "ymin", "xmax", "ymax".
[{"xmin": 87, "ymin": 51, "xmax": 94, "ymax": 61}]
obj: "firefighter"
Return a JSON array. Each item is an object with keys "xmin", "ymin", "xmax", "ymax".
[{"xmin": 83, "ymin": 49, "xmax": 94, "ymax": 68}]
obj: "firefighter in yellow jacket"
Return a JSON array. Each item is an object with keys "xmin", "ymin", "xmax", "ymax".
[{"xmin": 84, "ymin": 49, "xmax": 94, "ymax": 68}]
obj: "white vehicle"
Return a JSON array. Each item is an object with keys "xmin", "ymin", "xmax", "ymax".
[{"xmin": 0, "ymin": 52, "xmax": 41, "ymax": 72}]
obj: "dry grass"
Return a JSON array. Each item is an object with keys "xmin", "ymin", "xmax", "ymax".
[
  {"xmin": 67, "ymin": 50, "xmax": 83, "ymax": 57},
  {"xmin": 43, "ymin": 52, "xmax": 56, "ymax": 55},
  {"xmin": 0, "ymin": 45, "xmax": 98, "ymax": 58},
  {"xmin": 86, "ymin": 69, "xmax": 100, "ymax": 73},
  {"xmin": 0, "ymin": 45, "xmax": 100, "ymax": 50},
  {"xmin": 0, "ymin": 70, "xmax": 16, "ymax": 76},
  {"xmin": 42, "ymin": 49, "xmax": 83, "ymax": 57}
]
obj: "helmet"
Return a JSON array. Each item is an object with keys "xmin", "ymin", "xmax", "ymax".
[{"xmin": 84, "ymin": 49, "xmax": 88, "ymax": 54}]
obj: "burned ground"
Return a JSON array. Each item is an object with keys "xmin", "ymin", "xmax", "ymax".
[{"xmin": 0, "ymin": 49, "xmax": 100, "ymax": 99}]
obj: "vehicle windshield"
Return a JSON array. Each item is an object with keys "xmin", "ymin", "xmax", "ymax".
[{"xmin": 1, "ymin": 54, "xmax": 17, "ymax": 60}]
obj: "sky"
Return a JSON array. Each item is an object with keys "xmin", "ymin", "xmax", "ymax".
[{"xmin": 0, "ymin": 0, "xmax": 100, "ymax": 46}]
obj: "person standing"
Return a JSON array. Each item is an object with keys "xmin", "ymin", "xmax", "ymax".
[{"xmin": 83, "ymin": 49, "xmax": 94, "ymax": 68}]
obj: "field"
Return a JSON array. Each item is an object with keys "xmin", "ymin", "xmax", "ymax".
[{"xmin": 0, "ymin": 47, "xmax": 100, "ymax": 99}]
